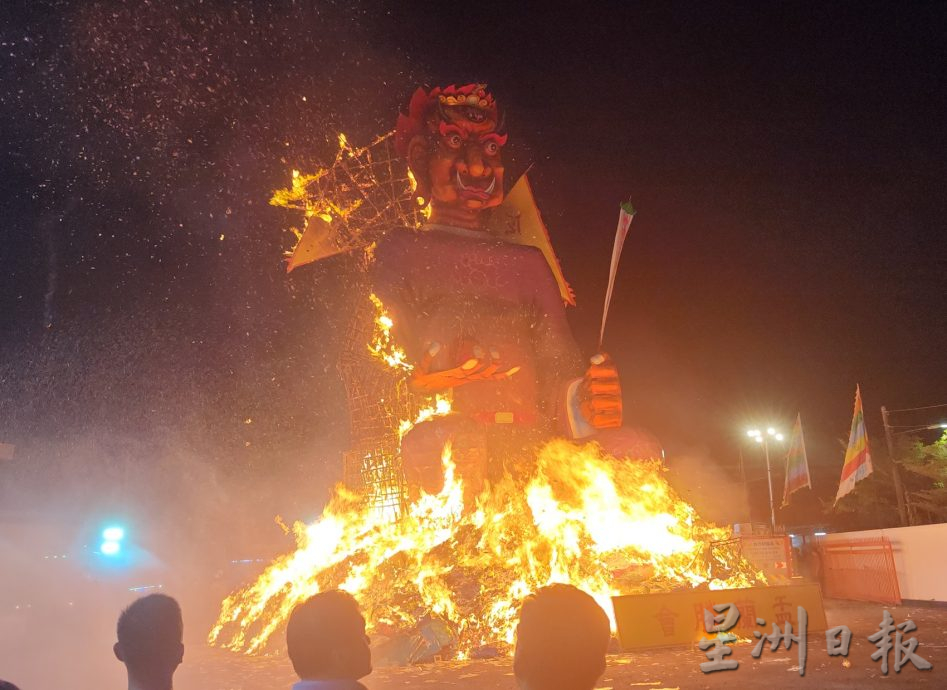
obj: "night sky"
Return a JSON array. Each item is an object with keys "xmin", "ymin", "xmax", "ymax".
[{"xmin": 2, "ymin": 1, "xmax": 945, "ymax": 529}]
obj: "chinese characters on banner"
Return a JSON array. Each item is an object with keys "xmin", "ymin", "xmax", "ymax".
[
  {"xmin": 698, "ymin": 605, "xmax": 932, "ymax": 675},
  {"xmin": 612, "ymin": 583, "xmax": 826, "ymax": 650}
]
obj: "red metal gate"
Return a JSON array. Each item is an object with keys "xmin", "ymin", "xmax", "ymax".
[{"xmin": 819, "ymin": 537, "xmax": 902, "ymax": 605}]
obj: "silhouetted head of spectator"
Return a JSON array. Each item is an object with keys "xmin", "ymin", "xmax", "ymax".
[
  {"xmin": 514, "ymin": 584, "xmax": 611, "ymax": 690},
  {"xmin": 0, "ymin": 680, "xmax": 22, "ymax": 690},
  {"xmin": 113, "ymin": 594, "xmax": 184, "ymax": 690},
  {"xmin": 286, "ymin": 591, "xmax": 372, "ymax": 681}
]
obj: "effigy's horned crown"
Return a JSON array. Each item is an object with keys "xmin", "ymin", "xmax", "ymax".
[{"xmin": 436, "ymin": 84, "xmax": 496, "ymax": 111}]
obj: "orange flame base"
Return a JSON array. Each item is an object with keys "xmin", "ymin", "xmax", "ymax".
[{"xmin": 209, "ymin": 439, "xmax": 764, "ymax": 657}]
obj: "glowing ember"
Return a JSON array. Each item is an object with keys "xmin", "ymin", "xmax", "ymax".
[
  {"xmin": 209, "ymin": 439, "xmax": 763, "ymax": 656},
  {"xmin": 398, "ymin": 395, "xmax": 452, "ymax": 441},
  {"xmin": 367, "ymin": 293, "xmax": 413, "ymax": 372},
  {"xmin": 269, "ymin": 132, "xmax": 425, "ymax": 271}
]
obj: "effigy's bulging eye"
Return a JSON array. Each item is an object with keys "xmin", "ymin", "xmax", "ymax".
[{"xmin": 484, "ymin": 142, "xmax": 498, "ymax": 156}]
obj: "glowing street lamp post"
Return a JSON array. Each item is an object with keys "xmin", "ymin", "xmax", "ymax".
[{"xmin": 746, "ymin": 427, "xmax": 784, "ymax": 535}]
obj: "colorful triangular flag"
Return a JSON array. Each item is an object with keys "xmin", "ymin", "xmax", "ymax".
[
  {"xmin": 781, "ymin": 413, "xmax": 812, "ymax": 507},
  {"xmin": 835, "ymin": 385, "xmax": 874, "ymax": 503}
]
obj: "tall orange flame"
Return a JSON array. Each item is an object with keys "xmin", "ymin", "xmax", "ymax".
[{"xmin": 209, "ymin": 439, "xmax": 762, "ymax": 656}]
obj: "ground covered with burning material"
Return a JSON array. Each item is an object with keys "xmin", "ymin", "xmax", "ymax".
[
  {"xmin": 183, "ymin": 600, "xmax": 947, "ymax": 689},
  {"xmin": 209, "ymin": 438, "xmax": 764, "ymax": 657}
]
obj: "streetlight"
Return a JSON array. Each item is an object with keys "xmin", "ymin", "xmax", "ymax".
[{"xmin": 746, "ymin": 427, "xmax": 785, "ymax": 535}]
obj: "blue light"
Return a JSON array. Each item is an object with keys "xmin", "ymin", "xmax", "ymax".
[
  {"xmin": 101, "ymin": 540, "xmax": 121, "ymax": 556},
  {"xmin": 102, "ymin": 526, "xmax": 125, "ymax": 541}
]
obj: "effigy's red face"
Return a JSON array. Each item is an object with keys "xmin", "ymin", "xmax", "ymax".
[{"xmin": 425, "ymin": 105, "xmax": 506, "ymax": 211}]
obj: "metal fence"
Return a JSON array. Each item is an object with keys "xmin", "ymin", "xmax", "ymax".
[{"xmin": 819, "ymin": 537, "xmax": 902, "ymax": 605}]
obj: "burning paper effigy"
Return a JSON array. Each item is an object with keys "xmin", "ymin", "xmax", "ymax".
[{"xmin": 210, "ymin": 84, "xmax": 764, "ymax": 660}]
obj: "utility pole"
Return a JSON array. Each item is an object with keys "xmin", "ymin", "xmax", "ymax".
[
  {"xmin": 747, "ymin": 428, "xmax": 784, "ymax": 535},
  {"xmin": 881, "ymin": 406, "xmax": 909, "ymax": 527},
  {"xmin": 762, "ymin": 438, "xmax": 777, "ymax": 535},
  {"xmin": 738, "ymin": 447, "xmax": 749, "ymax": 522}
]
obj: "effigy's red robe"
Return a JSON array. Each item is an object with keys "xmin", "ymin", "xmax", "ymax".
[
  {"xmin": 373, "ymin": 225, "xmax": 585, "ymax": 431},
  {"xmin": 368, "ymin": 224, "xmax": 663, "ymax": 492},
  {"xmin": 371, "ymin": 224, "xmax": 586, "ymax": 486}
]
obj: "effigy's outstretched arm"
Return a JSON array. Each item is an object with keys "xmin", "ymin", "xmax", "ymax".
[{"xmin": 407, "ymin": 341, "xmax": 521, "ymax": 393}]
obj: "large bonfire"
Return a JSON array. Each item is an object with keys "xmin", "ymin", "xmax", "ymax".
[
  {"xmin": 209, "ymin": 413, "xmax": 763, "ymax": 657},
  {"xmin": 209, "ymin": 137, "xmax": 763, "ymax": 658}
]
